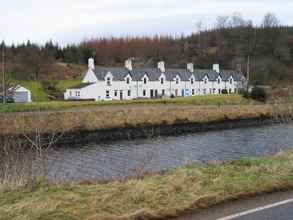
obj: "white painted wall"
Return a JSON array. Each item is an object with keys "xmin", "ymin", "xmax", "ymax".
[{"xmin": 64, "ymin": 62, "xmax": 244, "ymax": 101}]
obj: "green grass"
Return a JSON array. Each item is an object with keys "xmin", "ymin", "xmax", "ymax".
[
  {"xmin": 12, "ymin": 80, "xmax": 50, "ymax": 102},
  {"xmin": 55, "ymin": 80, "xmax": 81, "ymax": 92},
  {"xmin": 1, "ymin": 151, "xmax": 293, "ymax": 220},
  {"xmin": 0, "ymin": 95, "xmax": 250, "ymax": 113},
  {"xmin": 12, "ymin": 80, "xmax": 81, "ymax": 102}
]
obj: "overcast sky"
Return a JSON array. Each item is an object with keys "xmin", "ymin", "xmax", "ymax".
[{"xmin": 1, "ymin": 0, "xmax": 292, "ymax": 46}]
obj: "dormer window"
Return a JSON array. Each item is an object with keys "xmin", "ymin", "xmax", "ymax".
[
  {"xmin": 204, "ymin": 78, "xmax": 208, "ymax": 84},
  {"xmin": 160, "ymin": 77, "xmax": 164, "ymax": 84},
  {"xmin": 229, "ymin": 78, "xmax": 233, "ymax": 84},
  {"xmin": 126, "ymin": 77, "xmax": 130, "ymax": 84},
  {"xmin": 191, "ymin": 78, "xmax": 194, "ymax": 84},
  {"xmin": 218, "ymin": 78, "xmax": 221, "ymax": 84},
  {"xmin": 176, "ymin": 78, "xmax": 179, "ymax": 84},
  {"xmin": 144, "ymin": 78, "xmax": 147, "ymax": 84},
  {"xmin": 106, "ymin": 77, "xmax": 111, "ymax": 86}
]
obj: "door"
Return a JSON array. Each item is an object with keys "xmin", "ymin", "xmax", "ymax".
[
  {"xmin": 120, "ymin": 90, "xmax": 123, "ymax": 100},
  {"xmin": 181, "ymin": 89, "xmax": 185, "ymax": 97},
  {"xmin": 150, "ymin": 89, "xmax": 154, "ymax": 98},
  {"xmin": 155, "ymin": 90, "xmax": 158, "ymax": 98}
]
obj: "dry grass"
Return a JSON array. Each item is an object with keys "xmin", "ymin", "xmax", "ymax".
[
  {"xmin": 0, "ymin": 102, "xmax": 289, "ymax": 136},
  {"xmin": 1, "ymin": 151, "xmax": 293, "ymax": 220},
  {"xmin": 0, "ymin": 95, "xmax": 250, "ymax": 113}
]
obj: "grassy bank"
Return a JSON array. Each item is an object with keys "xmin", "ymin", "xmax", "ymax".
[
  {"xmin": 0, "ymin": 102, "xmax": 278, "ymax": 136},
  {"xmin": 12, "ymin": 80, "xmax": 81, "ymax": 102},
  {"xmin": 1, "ymin": 151, "xmax": 293, "ymax": 220},
  {"xmin": 0, "ymin": 94, "xmax": 250, "ymax": 113}
]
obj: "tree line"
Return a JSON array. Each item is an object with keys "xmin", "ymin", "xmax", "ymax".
[{"xmin": 1, "ymin": 13, "xmax": 293, "ymax": 84}]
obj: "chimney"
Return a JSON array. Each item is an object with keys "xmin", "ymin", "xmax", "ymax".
[
  {"xmin": 125, "ymin": 59, "xmax": 133, "ymax": 71},
  {"xmin": 158, "ymin": 61, "xmax": 165, "ymax": 72},
  {"xmin": 88, "ymin": 58, "xmax": 95, "ymax": 70},
  {"xmin": 213, "ymin": 64, "xmax": 220, "ymax": 73},
  {"xmin": 187, "ymin": 63, "xmax": 194, "ymax": 73}
]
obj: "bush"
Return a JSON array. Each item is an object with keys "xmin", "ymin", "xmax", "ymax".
[
  {"xmin": 250, "ymin": 87, "xmax": 267, "ymax": 102},
  {"xmin": 222, "ymin": 89, "xmax": 228, "ymax": 94},
  {"xmin": 239, "ymin": 89, "xmax": 250, "ymax": 99}
]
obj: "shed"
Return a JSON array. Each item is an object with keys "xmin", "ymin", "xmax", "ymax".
[{"xmin": 12, "ymin": 85, "xmax": 32, "ymax": 103}]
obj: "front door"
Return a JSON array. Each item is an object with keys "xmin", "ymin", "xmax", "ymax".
[
  {"xmin": 181, "ymin": 89, "xmax": 185, "ymax": 97},
  {"xmin": 150, "ymin": 89, "xmax": 154, "ymax": 98},
  {"xmin": 120, "ymin": 90, "xmax": 123, "ymax": 100},
  {"xmin": 155, "ymin": 90, "xmax": 158, "ymax": 98}
]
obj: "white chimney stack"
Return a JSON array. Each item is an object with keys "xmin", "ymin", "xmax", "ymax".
[
  {"xmin": 88, "ymin": 58, "xmax": 95, "ymax": 70},
  {"xmin": 158, "ymin": 61, "xmax": 165, "ymax": 72},
  {"xmin": 187, "ymin": 63, "xmax": 194, "ymax": 72},
  {"xmin": 213, "ymin": 64, "xmax": 220, "ymax": 73},
  {"xmin": 125, "ymin": 59, "xmax": 133, "ymax": 71}
]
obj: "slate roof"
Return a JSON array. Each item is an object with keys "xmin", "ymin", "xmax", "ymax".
[
  {"xmin": 69, "ymin": 83, "xmax": 94, "ymax": 89},
  {"xmin": 93, "ymin": 67, "xmax": 244, "ymax": 82}
]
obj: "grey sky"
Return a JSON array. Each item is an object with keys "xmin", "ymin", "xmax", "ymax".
[{"xmin": 1, "ymin": 0, "xmax": 292, "ymax": 45}]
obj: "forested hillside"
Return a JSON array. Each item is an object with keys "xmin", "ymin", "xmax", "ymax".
[{"xmin": 1, "ymin": 13, "xmax": 293, "ymax": 84}]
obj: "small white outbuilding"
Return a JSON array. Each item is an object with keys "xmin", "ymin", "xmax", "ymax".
[{"xmin": 12, "ymin": 85, "xmax": 32, "ymax": 103}]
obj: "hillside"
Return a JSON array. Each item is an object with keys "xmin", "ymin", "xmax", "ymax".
[
  {"xmin": 12, "ymin": 79, "xmax": 80, "ymax": 102},
  {"xmin": 2, "ymin": 14, "xmax": 293, "ymax": 84}
]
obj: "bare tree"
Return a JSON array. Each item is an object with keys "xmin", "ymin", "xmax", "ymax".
[
  {"xmin": 262, "ymin": 13, "xmax": 280, "ymax": 28},
  {"xmin": 216, "ymin": 16, "xmax": 230, "ymax": 29}
]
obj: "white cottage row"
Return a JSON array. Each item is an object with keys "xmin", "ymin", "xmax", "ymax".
[{"xmin": 64, "ymin": 58, "xmax": 245, "ymax": 101}]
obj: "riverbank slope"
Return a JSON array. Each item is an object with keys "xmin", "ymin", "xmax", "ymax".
[
  {"xmin": 1, "ymin": 150, "xmax": 293, "ymax": 220},
  {"xmin": 0, "ymin": 100, "xmax": 290, "ymax": 139}
]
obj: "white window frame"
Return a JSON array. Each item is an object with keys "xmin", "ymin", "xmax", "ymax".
[
  {"xmin": 106, "ymin": 90, "xmax": 110, "ymax": 99},
  {"xmin": 106, "ymin": 77, "xmax": 112, "ymax": 86}
]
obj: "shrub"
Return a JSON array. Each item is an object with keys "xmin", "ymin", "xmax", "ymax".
[
  {"xmin": 222, "ymin": 89, "xmax": 228, "ymax": 94},
  {"xmin": 239, "ymin": 89, "xmax": 250, "ymax": 99},
  {"xmin": 250, "ymin": 87, "xmax": 267, "ymax": 102}
]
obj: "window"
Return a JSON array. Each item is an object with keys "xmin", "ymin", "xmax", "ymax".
[
  {"xmin": 143, "ymin": 90, "xmax": 146, "ymax": 96},
  {"xmin": 192, "ymin": 89, "xmax": 195, "ymax": 95},
  {"xmin": 175, "ymin": 89, "xmax": 178, "ymax": 96},
  {"xmin": 75, "ymin": 91, "xmax": 80, "ymax": 97},
  {"xmin": 176, "ymin": 78, "xmax": 179, "ymax": 84},
  {"xmin": 162, "ymin": 89, "xmax": 165, "ymax": 96},
  {"xmin": 107, "ymin": 77, "xmax": 111, "ymax": 86},
  {"xmin": 114, "ymin": 90, "xmax": 118, "ymax": 97},
  {"xmin": 126, "ymin": 77, "xmax": 130, "ymax": 84},
  {"xmin": 230, "ymin": 78, "xmax": 233, "ymax": 84},
  {"xmin": 218, "ymin": 78, "xmax": 221, "ymax": 84},
  {"xmin": 144, "ymin": 78, "xmax": 147, "ymax": 84},
  {"xmin": 218, "ymin": 89, "xmax": 221, "ymax": 94},
  {"xmin": 128, "ymin": 90, "xmax": 131, "ymax": 97},
  {"xmin": 191, "ymin": 78, "xmax": 194, "ymax": 84},
  {"xmin": 204, "ymin": 79, "xmax": 208, "ymax": 84},
  {"xmin": 106, "ymin": 90, "xmax": 110, "ymax": 98},
  {"xmin": 161, "ymin": 78, "xmax": 164, "ymax": 84},
  {"xmin": 229, "ymin": 89, "xmax": 232, "ymax": 94},
  {"xmin": 69, "ymin": 91, "xmax": 72, "ymax": 96}
]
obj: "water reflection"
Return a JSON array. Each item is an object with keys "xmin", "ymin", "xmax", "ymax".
[{"xmin": 38, "ymin": 124, "xmax": 293, "ymax": 182}]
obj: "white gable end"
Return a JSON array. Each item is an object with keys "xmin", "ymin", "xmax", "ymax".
[{"xmin": 82, "ymin": 69, "xmax": 98, "ymax": 83}]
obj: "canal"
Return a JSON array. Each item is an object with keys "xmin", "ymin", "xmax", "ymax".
[{"xmin": 38, "ymin": 123, "xmax": 293, "ymax": 182}]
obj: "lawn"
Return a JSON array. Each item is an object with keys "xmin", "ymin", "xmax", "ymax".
[
  {"xmin": 0, "ymin": 94, "xmax": 250, "ymax": 113},
  {"xmin": 1, "ymin": 150, "xmax": 293, "ymax": 220},
  {"xmin": 12, "ymin": 80, "xmax": 50, "ymax": 102},
  {"xmin": 12, "ymin": 80, "xmax": 81, "ymax": 102}
]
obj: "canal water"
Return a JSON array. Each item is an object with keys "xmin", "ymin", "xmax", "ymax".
[{"xmin": 40, "ymin": 123, "xmax": 293, "ymax": 182}]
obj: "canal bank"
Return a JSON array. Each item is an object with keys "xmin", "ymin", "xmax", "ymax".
[
  {"xmin": 0, "ymin": 103, "xmax": 290, "ymax": 145},
  {"xmin": 2, "ymin": 150, "xmax": 293, "ymax": 220}
]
